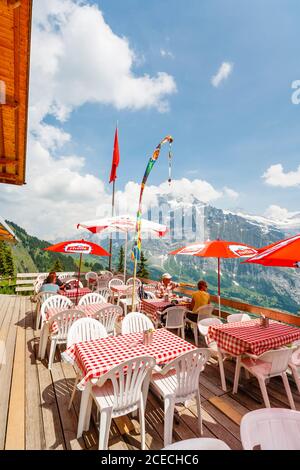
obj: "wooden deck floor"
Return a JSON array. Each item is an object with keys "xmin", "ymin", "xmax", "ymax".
[{"xmin": 0, "ymin": 294, "xmax": 300, "ymax": 450}]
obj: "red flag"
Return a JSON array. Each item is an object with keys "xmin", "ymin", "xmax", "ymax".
[{"xmin": 109, "ymin": 127, "xmax": 120, "ymax": 183}]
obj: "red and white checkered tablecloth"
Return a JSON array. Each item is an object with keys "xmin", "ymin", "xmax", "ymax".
[
  {"xmin": 141, "ymin": 299, "xmax": 191, "ymax": 325},
  {"xmin": 110, "ymin": 285, "xmax": 130, "ymax": 294},
  {"xmin": 46, "ymin": 302, "xmax": 112, "ymax": 334},
  {"xmin": 59, "ymin": 287, "xmax": 91, "ymax": 301},
  {"xmin": 62, "ymin": 328, "xmax": 196, "ymax": 390},
  {"xmin": 208, "ymin": 319, "xmax": 300, "ymax": 356}
]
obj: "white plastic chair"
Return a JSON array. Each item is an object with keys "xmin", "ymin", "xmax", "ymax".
[
  {"xmin": 47, "ymin": 309, "xmax": 85, "ymax": 370},
  {"xmin": 240, "ymin": 408, "xmax": 300, "ymax": 450},
  {"xmin": 163, "ymin": 306, "xmax": 186, "ymax": 339},
  {"xmin": 119, "ymin": 286, "xmax": 140, "ymax": 315},
  {"xmin": 144, "ymin": 291, "xmax": 157, "ymax": 300},
  {"xmin": 151, "ymin": 348, "xmax": 210, "ymax": 447},
  {"xmin": 95, "ymin": 287, "xmax": 112, "ymax": 303},
  {"xmin": 108, "ymin": 278, "xmax": 124, "ymax": 289},
  {"xmin": 126, "ymin": 277, "xmax": 142, "ymax": 288},
  {"xmin": 198, "ymin": 318, "xmax": 227, "ymax": 391},
  {"xmin": 67, "ymin": 318, "xmax": 108, "ymax": 410},
  {"xmin": 40, "ymin": 294, "xmax": 73, "ymax": 326},
  {"xmin": 86, "ymin": 355, "xmax": 156, "ymax": 449},
  {"xmin": 233, "ymin": 347, "xmax": 297, "ymax": 409},
  {"xmin": 227, "ymin": 313, "xmax": 251, "ymax": 323},
  {"xmin": 163, "ymin": 437, "xmax": 231, "ymax": 450},
  {"xmin": 85, "ymin": 271, "xmax": 98, "ymax": 291},
  {"xmin": 121, "ymin": 312, "xmax": 154, "ymax": 335},
  {"xmin": 78, "ymin": 292, "xmax": 106, "ymax": 306},
  {"xmin": 289, "ymin": 346, "xmax": 300, "ymax": 394},
  {"xmin": 93, "ymin": 305, "xmax": 122, "ymax": 335},
  {"xmin": 143, "ymin": 283, "xmax": 157, "ymax": 293},
  {"xmin": 100, "ymin": 270, "xmax": 113, "ymax": 279},
  {"xmin": 185, "ymin": 305, "xmax": 214, "ymax": 346},
  {"xmin": 35, "ymin": 291, "xmax": 56, "ymax": 330},
  {"xmin": 65, "ymin": 278, "xmax": 84, "ymax": 289}
]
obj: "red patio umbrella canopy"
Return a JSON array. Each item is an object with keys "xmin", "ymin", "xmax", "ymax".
[
  {"xmin": 244, "ymin": 234, "xmax": 300, "ymax": 268},
  {"xmin": 44, "ymin": 239, "xmax": 110, "ymax": 257},
  {"xmin": 44, "ymin": 240, "xmax": 110, "ymax": 303},
  {"xmin": 170, "ymin": 239, "xmax": 258, "ymax": 316}
]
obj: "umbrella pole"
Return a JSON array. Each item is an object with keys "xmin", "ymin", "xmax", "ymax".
[
  {"xmin": 124, "ymin": 230, "xmax": 128, "ymax": 282},
  {"xmin": 218, "ymin": 257, "xmax": 221, "ymax": 317},
  {"xmin": 131, "ymin": 257, "xmax": 137, "ymax": 312},
  {"xmin": 76, "ymin": 253, "xmax": 83, "ymax": 306}
]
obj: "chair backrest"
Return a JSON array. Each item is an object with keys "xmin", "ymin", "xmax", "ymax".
[
  {"xmin": 36, "ymin": 291, "xmax": 56, "ymax": 305},
  {"xmin": 97, "ymin": 278, "xmax": 109, "ymax": 289},
  {"xmin": 108, "ymin": 278, "xmax": 124, "ymax": 289},
  {"xmin": 163, "ymin": 437, "xmax": 231, "ymax": 450},
  {"xmin": 93, "ymin": 305, "xmax": 122, "ymax": 335},
  {"xmin": 96, "ymin": 287, "xmax": 112, "ymax": 302},
  {"xmin": 198, "ymin": 317, "xmax": 222, "ymax": 344},
  {"xmin": 41, "ymin": 294, "xmax": 73, "ymax": 321},
  {"xmin": 144, "ymin": 291, "xmax": 157, "ymax": 300},
  {"xmin": 96, "ymin": 355, "xmax": 156, "ymax": 412},
  {"xmin": 48, "ymin": 309, "xmax": 85, "ymax": 340},
  {"xmin": 114, "ymin": 274, "xmax": 125, "ymax": 281},
  {"xmin": 240, "ymin": 408, "xmax": 300, "ymax": 450},
  {"xmin": 143, "ymin": 283, "xmax": 157, "ymax": 293},
  {"xmin": 78, "ymin": 292, "xmax": 106, "ymax": 306},
  {"xmin": 126, "ymin": 277, "xmax": 142, "ymax": 288},
  {"xmin": 163, "ymin": 348, "xmax": 210, "ymax": 399},
  {"xmin": 258, "ymin": 347, "xmax": 295, "ymax": 376},
  {"xmin": 194, "ymin": 304, "xmax": 215, "ymax": 317},
  {"xmin": 100, "ymin": 271, "xmax": 113, "ymax": 279},
  {"xmin": 227, "ymin": 313, "xmax": 251, "ymax": 323},
  {"xmin": 36, "ymin": 273, "xmax": 48, "ymax": 283},
  {"xmin": 34, "ymin": 279, "xmax": 43, "ymax": 294},
  {"xmin": 67, "ymin": 317, "xmax": 108, "ymax": 348},
  {"xmin": 85, "ymin": 271, "xmax": 98, "ymax": 281},
  {"xmin": 164, "ymin": 306, "xmax": 185, "ymax": 329},
  {"xmin": 65, "ymin": 278, "xmax": 84, "ymax": 289},
  {"xmin": 121, "ymin": 312, "xmax": 154, "ymax": 335}
]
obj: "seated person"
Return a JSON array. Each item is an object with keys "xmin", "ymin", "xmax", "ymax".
[
  {"xmin": 43, "ymin": 271, "xmax": 65, "ymax": 290},
  {"xmin": 186, "ymin": 280, "xmax": 211, "ymax": 321},
  {"xmin": 156, "ymin": 273, "xmax": 179, "ymax": 299},
  {"xmin": 40, "ymin": 272, "xmax": 60, "ymax": 293}
]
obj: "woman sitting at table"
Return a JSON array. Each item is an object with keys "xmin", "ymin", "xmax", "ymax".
[
  {"xmin": 186, "ymin": 280, "xmax": 211, "ymax": 321},
  {"xmin": 40, "ymin": 272, "xmax": 60, "ymax": 293},
  {"xmin": 43, "ymin": 271, "xmax": 66, "ymax": 290}
]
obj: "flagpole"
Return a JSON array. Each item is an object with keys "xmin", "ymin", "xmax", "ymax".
[{"xmin": 108, "ymin": 180, "xmax": 115, "ymax": 271}]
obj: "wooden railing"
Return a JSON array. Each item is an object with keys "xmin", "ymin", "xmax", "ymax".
[
  {"xmin": 13, "ymin": 272, "xmax": 300, "ymax": 327},
  {"xmin": 142, "ymin": 279, "xmax": 300, "ymax": 328}
]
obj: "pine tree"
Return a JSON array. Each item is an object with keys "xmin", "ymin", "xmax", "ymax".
[
  {"xmin": 118, "ymin": 246, "xmax": 124, "ymax": 273},
  {"xmin": 137, "ymin": 251, "xmax": 149, "ymax": 279},
  {"xmin": 51, "ymin": 258, "xmax": 64, "ymax": 272},
  {"xmin": 0, "ymin": 242, "xmax": 6, "ymax": 276},
  {"xmin": 4, "ymin": 244, "xmax": 14, "ymax": 277}
]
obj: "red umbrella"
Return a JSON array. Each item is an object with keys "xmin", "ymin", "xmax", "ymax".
[
  {"xmin": 44, "ymin": 239, "xmax": 110, "ymax": 303},
  {"xmin": 170, "ymin": 239, "xmax": 258, "ymax": 315},
  {"xmin": 244, "ymin": 234, "xmax": 300, "ymax": 268}
]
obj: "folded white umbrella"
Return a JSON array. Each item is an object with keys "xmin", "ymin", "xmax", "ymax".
[{"xmin": 77, "ymin": 215, "xmax": 167, "ymax": 279}]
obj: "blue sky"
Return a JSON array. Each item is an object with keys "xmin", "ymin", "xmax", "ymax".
[
  {"xmin": 2, "ymin": 0, "xmax": 300, "ymax": 239},
  {"xmin": 62, "ymin": 0, "xmax": 300, "ymax": 209}
]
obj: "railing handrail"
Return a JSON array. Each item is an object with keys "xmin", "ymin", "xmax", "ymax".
[{"xmin": 141, "ymin": 278, "xmax": 300, "ymax": 327}]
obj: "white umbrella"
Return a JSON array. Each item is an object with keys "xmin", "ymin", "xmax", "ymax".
[{"xmin": 77, "ymin": 215, "xmax": 167, "ymax": 279}]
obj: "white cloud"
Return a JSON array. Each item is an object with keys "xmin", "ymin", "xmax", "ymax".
[
  {"xmin": 223, "ymin": 186, "xmax": 239, "ymax": 199},
  {"xmin": 262, "ymin": 163, "xmax": 300, "ymax": 187},
  {"xmin": 30, "ymin": 0, "xmax": 177, "ymax": 122},
  {"xmin": 160, "ymin": 49, "xmax": 174, "ymax": 59},
  {"xmin": 211, "ymin": 62, "xmax": 233, "ymax": 88},
  {"xmin": 264, "ymin": 205, "xmax": 294, "ymax": 221}
]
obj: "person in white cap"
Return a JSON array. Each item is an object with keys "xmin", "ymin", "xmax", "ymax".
[{"xmin": 156, "ymin": 273, "xmax": 180, "ymax": 299}]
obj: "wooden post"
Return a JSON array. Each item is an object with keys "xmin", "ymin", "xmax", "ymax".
[{"xmin": 218, "ymin": 257, "xmax": 221, "ymax": 317}]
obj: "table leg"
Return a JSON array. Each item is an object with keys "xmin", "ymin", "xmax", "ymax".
[
  {"xmin": 77, "ymin": 382, "xmax": 92, "ymax": 438},
  {"xmin": 38, "ymin": 323, "xmax": 49, "ymax": 359},
  {"xmin": 233, "ymin": 355, "xmax": 241, "ymax": 394}
]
